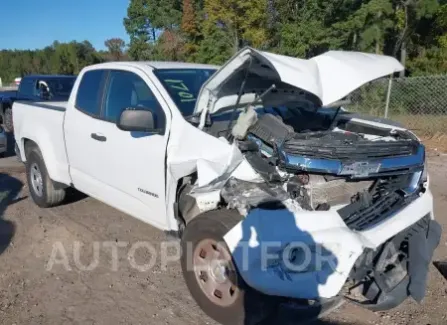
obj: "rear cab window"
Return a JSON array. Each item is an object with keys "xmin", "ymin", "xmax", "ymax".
[{"xmin": 75, "ymin": 70, "xmax": 107, "ymax": 116}]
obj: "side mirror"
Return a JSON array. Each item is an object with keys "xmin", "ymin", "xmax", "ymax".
[{"xmin": 117, "ymin": 108, "xmax": 159, "ymax": 133}]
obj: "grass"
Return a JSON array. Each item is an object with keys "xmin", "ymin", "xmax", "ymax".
[{"xmin": 390, "ymin": 114, "xmax": 447, "ymax": 137}]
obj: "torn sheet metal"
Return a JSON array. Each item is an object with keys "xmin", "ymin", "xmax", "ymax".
[
  {"xmin": 167, "ymin": 121, "xmax": 244, "ymax": 188},
  {"xmin": 221, "ymin": 178, "xmax": 289, "ymax": 211}
]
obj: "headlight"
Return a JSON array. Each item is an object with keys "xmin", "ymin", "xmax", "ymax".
[{"xmin": 406, "ymin": 152, "xmax": 428, "ymax": 194}]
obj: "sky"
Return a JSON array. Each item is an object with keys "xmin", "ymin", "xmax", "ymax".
[{"xmin": 0, "ymin": 0, "xmax": 130, "ymax": 51}]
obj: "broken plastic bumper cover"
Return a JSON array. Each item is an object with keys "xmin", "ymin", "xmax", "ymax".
[
  {"xmin": 337, "ymin": 172, "xmax": 424, "ymax": 231},
  {"xmin": 348, "ymin": 215, "xmax": 441, "ymax": 311},
  {"xmin": 223, "ymin": 189, "xmax": 435, "ymax": 300}
]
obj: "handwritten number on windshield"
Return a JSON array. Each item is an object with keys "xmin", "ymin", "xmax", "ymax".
[{"xmin": 165, "ymin": 79, "xmax": 195, "ymax": 102}]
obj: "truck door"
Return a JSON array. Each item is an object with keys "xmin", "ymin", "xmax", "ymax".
[{"xmin": 64, "ymin": 67, "xmax": 171, "ymax": 230}]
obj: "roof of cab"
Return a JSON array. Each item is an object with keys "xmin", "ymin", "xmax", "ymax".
[
  {"xmin": 23, "ymin": 74, "xmax": 76, "ymax": 79},
  {"xmin": 145, "ymin": 61, "xmax": 220, "ymax": 70},
  {"xmin": 87, "ymin": 61, "xmax": 220, "ymax": 71}
]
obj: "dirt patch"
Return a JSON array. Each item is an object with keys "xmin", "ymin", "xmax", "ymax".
[{"xmin": 0, "ymin": 159, "xmax": 446, "ymax": 325}]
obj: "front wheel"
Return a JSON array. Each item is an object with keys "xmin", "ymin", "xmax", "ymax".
[
  {"xmin": 180, "ymin": 210, "xmax": 278, "ymax": 325},
  {"xmin": 26, "ymin": 146, "xmax": 65, "ymax": 207}
]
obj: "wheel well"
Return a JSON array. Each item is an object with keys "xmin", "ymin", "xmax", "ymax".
[
  {"xmin": 22, "ymin": 138, "xmax": 67, "ymax": 190},
  {"xmin": 174, "ymin": 172, "xmax": 200, "ymax": 235},
  {"xmin": 23, "ymin": 138, "xmax": 39, "ymax": 159},
  {"xmin": 1, "ymin": 101, "xmax": 11, "ymax": 113}
]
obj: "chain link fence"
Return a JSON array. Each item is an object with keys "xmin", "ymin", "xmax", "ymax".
[{"xmin": 345, "ymin": 74, "xmax": 447, "ymax": 138}]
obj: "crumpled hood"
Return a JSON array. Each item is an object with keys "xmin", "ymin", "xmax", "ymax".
[{"xmin": 194, "ymin": 47, "xmax": 404, "ymax": 115}]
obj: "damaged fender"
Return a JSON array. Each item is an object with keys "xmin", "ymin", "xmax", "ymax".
[{"xmin": 165, "ymin": 121, "xmax": 246, "ymax": 228}]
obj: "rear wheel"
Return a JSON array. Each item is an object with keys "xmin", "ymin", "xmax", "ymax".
[
  {"xmin": 26, "ymin": 145, "xmax": 65, "ymax": 207},
  {"xmin": 181, "ymin": 209, "xmax": 278, "ymax": 325},
  {"xmin": 3, "ymin": 107, "xmax": 13, "ymax": 133}
]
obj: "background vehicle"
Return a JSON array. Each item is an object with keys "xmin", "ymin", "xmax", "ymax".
[
  {"xmin": 12, "ymin": 50, "xmax": 440, "ymax": 325},
  {"xmin": 1, "ymin": 74, "xmax": 76, "ymax": 132}
]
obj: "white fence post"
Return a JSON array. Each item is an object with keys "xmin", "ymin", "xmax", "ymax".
[{"xmin": 384, "ymin": 74, "xmax": 393, "ymax": 118}]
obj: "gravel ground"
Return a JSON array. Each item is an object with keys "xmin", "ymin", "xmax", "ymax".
[{"xmin": 0, "ymin": 155, "xmax": 445, "ymax": 325}]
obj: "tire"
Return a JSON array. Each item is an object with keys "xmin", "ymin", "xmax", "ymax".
[
  {"xmin": 181, "ymin": 209, "xmax": 278, "ymax": 325},
  {"xmin": 3, "ymin": 107, "xmax": 13, "ymax": 133},
  {"xmin": 25, "ymin": 145, "xmax": 65, "ymax": 207}
]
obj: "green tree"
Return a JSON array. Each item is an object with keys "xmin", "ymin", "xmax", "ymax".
[
  {"xmin": 406, "ymin": 3, "xmax": 447, "ymax": 75},
  {"xmin": 105, "ymin": 38, "xmax": 127, "ymax": 61},
  {"xmin": 393, "ymin": 0, "xmax": 439, "ymax": 75},
  {"xmin": 181, "ymin": 0, "xmax": 199, "ymax": 60},
  {"xmin": 124, "ymin": 0, "xmax": 183, "ymax": 60},
  {"xmin": 0, "ymin": 41, "xmax": 104, "ymax": 84},
  {"xmin": 196, "ymin": 0, "xmax": 269, "ymax": 63},
  {"xmin": 118, "ymin": 0, "xmax": 446, "ymax": 75},
  {"xmin": 272, "ymin": 0, "xmax": 332, "ymax": 57},
  {"xmin": 332, "ymin": 0, "xmax": 395, "ymax": 54}
]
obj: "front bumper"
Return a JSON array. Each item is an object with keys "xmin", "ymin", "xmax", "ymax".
[
  {"xmin": 224, "ymin": 189, "xmax": 439, "ymax": 303},
  {"xmin": 348, "ymin": 215, "xmax": 441, "ymax": 311}
]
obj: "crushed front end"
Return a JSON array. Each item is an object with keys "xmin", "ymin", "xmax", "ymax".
[
  {"xmin": 172, "ymin": 48, "xmax": 441, "ymax": 312},
  {"xmin": 217, "ymin": 111, "xmax": 441, "ymax": 309}
]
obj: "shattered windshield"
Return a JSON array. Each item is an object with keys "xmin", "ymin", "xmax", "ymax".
[{"xmin": 154, "ymin": 68, "xmax": 216, "ymax": 116}]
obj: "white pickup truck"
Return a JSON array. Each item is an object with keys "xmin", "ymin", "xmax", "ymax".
[{"xmin": 13, "ymin": 48, "xmax": 441, "ymax": 324}]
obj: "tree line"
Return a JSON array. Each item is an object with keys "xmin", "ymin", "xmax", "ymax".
[
  {"xmin": 124, "ymin": 0, "xmax": 446, "ymax": 76},
  {"xmin": 1, "ymin": 0, "xmax": 446, "ymax": 84},
  {"xmin": 0, "ymin": 39, "xmax": 128, "ymax": 84}
]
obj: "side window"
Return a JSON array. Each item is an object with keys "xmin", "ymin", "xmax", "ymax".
[
  {"xmin": 103, "ymin": 70, "xmax": 165, "ymax": 129},
  {"xmin": 75, "ymin": 70, "xmax": 106, "ymax": 116}
]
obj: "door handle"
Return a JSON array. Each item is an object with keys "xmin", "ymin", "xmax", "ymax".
[{"xmin": 91, "ymin": 133, "xmax": 107, "ymax": 142}]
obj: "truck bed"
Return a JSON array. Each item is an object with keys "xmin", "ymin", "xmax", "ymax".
[
  {"xmin": 0, "ymin": 90, "xmax": 17, "ymax": 99},
  {"xmin": 13, "ymin": 100, "xmax": 71, "ymax": 185}
]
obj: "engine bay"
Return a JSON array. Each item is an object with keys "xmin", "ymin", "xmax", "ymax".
[{"xmin": 197, "ymin": 104, "xmax": 426, "ymax": 231}]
